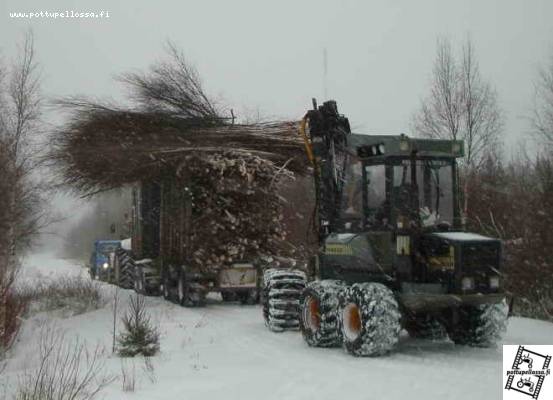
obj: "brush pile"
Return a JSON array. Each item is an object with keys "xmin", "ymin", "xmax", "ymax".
[
  {"xmin": 50, "ymin": 106, "xmax": 305, "ymax": 194},
  {"xmin": 173, "ymin": 153, "xmax": 294, "ymax": 271},
  {"xmin": 49, "ymin": 44, "xmax": 312, "ymax": 269}
]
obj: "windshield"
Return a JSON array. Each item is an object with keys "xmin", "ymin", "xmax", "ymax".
[
  {"xmin": 393, "ymin": 159, "xmax": 454, "ymax": 227},
  {"xmin": 365, "ymin": 164, "xmax": 387, "ymax": 227},
  {"xmin": 98, "ymin": 243, "xmax": 119, "ymax": 253},
  {"xmin": 342, "ymin": 159, "xmax": 363, "ymax": 218}
]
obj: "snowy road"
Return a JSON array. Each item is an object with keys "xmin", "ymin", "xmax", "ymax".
[{"xmin": 4, "ymin": 253, "xmax": 553, "ymax": 399}]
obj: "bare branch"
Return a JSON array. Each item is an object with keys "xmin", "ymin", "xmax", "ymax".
[
  {"xmin": 532, "ymin": 51, "xmax": 553, "ymax": 145},
  {"xmin": 412, "ymin": 36, "xmax": 503, "ymax": 170}
]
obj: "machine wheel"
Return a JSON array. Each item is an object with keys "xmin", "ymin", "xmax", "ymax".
[
  {"xmin": 299, "ymin": 280, "xmax": 347, "ymax": 347},
  {"xmin": 134, "ymin": 266, "xmax": 145, "ymax": 294},
  {"xmin": 340, "ymin": 282, "xmax": 401, "ymax": 356},
  {"xmin": 447, "ymin": 299, "xmax": 508, "ymax": 347},
  {"xmin": 405, "ymin": 314, "xmax": 447, "ymax": 341},
  {"xmin": 161, "ymin": 268, "xmax": 173, "ymax": 302},
  {"xmin": 221, "ymin": 292, "xmax": 237, "ymax": 302},
  {"xmin": 115, "ymin": 249, "xmax": 134, "ymax": 289},
  {"xmin": 177, "ymin": 272, "xmax": 188, "ymax": 306},
  {"xmin": 262, "ymin": 269, "xmax": 307, "ymax": 332},
  {"xmin": 239, "ymin": 289, "xmax": 259, "ymax": 305},
  {"xmin": 177, "ymin": 270, "xmax": 206, "ymax": 307}
]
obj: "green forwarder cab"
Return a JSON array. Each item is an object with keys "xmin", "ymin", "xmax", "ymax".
[{"xmin": 319, "ymin": 133, "xmax": 504, "ymax": 301}]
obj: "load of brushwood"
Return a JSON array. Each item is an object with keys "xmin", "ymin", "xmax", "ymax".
[{"xmin": 49, "ymin": 43, "xmax": 313, "ymax": 271}]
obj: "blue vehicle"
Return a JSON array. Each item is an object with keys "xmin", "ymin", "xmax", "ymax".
[{"xmin": 89, "ymin": 240, "xmax": 121, "ymax": 282}]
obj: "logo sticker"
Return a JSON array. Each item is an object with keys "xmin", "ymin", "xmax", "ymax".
[{"xmin": 504, "ymin": 345, "xmax": 552, "ymax": 399}]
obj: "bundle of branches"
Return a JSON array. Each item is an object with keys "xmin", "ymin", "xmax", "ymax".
[
  {"xmin": 49, "ymin": 103, "xmax": 306, "ymax": 195},
  {"xmin": 48, "ymin": 42, "xmax": 314, "ymax": 270},
  {"xmin": 171, "ymin": 152, "xmax": 294, "ymax": 271}
]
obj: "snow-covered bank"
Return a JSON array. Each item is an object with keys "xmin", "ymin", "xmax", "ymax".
[{"xmin": 3, "ymin": 253, "xmax": 553, "ymax": 400}]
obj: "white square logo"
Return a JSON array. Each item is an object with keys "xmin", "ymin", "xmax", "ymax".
[{"xmin": 503, "ymin": 345, "xmax": 552, "ymax": 399}]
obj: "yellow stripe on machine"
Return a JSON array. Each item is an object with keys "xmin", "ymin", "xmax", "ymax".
[{"xmin": 324, "ymin": 243, "xmax": 353, "ymax": 255}]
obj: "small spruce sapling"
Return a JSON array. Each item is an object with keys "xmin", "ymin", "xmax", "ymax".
[{"xmin": 117, "ymin": 294, "xmax": 160, "ymax": 357}]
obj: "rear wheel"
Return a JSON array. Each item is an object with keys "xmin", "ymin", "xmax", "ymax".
[
  {"xmin": 161, "ymin": 268, "xmax": 172, "ymax": 302},
  {"xmin": 299, "ymin": 280, "xmax": 347, "ymax": 347},
  {"xmin": 177, "ymin": 273, "xmax": 186, "ymax": 306},
  {"xmin": 115, "ymin": 249, "xmax": 134, "ymax": 289},
  {"xmin": 177, "ymin": 270, "xmax": 206, "ymax": 307},
  {"xmin": 221, "ymin": 292, "xmax": 237, "ymax": 302},
  {"xmin": 447, "ymin": 299, "xmax": 508, "ymax": 347},
  {"xmin": 262, "ymin": 269, "xmax": 307, "ymax": 332},
  {"xmin": 405, "ymin": 314, "xmax": 447, "ymax": 341},
  {"xmin": 340, "ymin": 282, "xmax": 401, "ymax": 356},
  {"xmin": 134, "ymin": 266, "xmax": 144, "ymax": 294},
  {"xmin": 239, "ymin": 290, "xmax": 259, "ymax": 305}
]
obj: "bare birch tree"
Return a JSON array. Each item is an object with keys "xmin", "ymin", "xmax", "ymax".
[
  {"xmin": 0, "ymin": 30, "xmax": 45, "ymax": 350},
  {"xmin": 532, "ymin": 51, "xmax": 553, "ymax": 145},
  {"xmin": 460, "ymin": 39, "xmax": 503, "ymax": 169},
  {"xmin": 412, "ymin": 37, "xmax": 503, "ymax": 213}
]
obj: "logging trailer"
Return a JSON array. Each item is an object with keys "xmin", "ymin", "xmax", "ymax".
[{"xmin": 110, "ymin": 177, "xmax": 261, "ymax": 306}]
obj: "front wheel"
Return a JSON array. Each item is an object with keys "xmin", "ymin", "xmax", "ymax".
[
  {"xmin": 299, "ymin": 280, "xmax": 346, "ymax": 348},
  {"xmin": 115, "ymin": 249, "xmax": 134, "ymax": 289},
  {"xmin": 405, "ymin": 313, "xmax": 447, "ymax": 341},
  {"xmin": 446, "ymin": 299, "xmax": 508, "ymax": 347},
  {"xmin": 134, "ymin": 267, "xmax": 144, "ymax": 294},
  {"xmin": 161, "ymin": 270, "xmax": 172, "ymax": 302},
  {"xmin": 340, "ymin": 283, "xmax": 401, "ymax": 357}
]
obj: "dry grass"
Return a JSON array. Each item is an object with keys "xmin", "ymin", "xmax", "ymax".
[
  {"xmin": 16, "ymin": 277, "xmax": 105, "ymax": 317},
  {"xmin": 120, "ymin": 359, "xmax": 136, "ymax": 392},
  {"xmin": 13, "ymin": 326, "xmax": 114, "ymax": 400}
]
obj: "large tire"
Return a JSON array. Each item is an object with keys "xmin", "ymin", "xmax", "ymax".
[
  {"xmin": 340, "ymin": 282, "xmax": 401, "ymax": 356},
  {"xmin": 405, "ymin": 314, "xmax": 447, "ymax": 341},
  {"xmin": 115, "ymin": 249, "xmax": 135, "ymax": 289},
  {"xmin": 221, "ymin": 292, "xmax": 237, "ymax": 302},
  {"xmin": 133, "ymin": 266, "xmax": 145, "ymax": 294},
  {"xmin": 177, "ymin": 270, "xmax": 206, "ymax": 307},
  {"xmin": 238, "ymin": 290, "xmax": 259, "ymax": 305},
  {"xmin": 161, "ymin": 271, "xmax": 172, "ymax": 302},
  {"xmin": 177, "ymin": 272, "xmax": 186, "ymax": 306},
  {"xmin": 262, "ymin": 269, "xmax": 307, "ymax": 332},
  {"xmin": 299, "ymin": 280, "xmax": 347, "ymax": 347},
  {"xmin": 447, "ymin": 299, "xmax": 508, "ymax": 347}
]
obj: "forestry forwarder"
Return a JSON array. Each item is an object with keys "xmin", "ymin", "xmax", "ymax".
[{"xmin": 262, "ymin": 100, "xmax": 508, "ymax": 356}]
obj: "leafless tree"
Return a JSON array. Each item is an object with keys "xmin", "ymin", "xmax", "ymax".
[
  {"xmin": 459, "ymin": 39, "xmax": 503, "ymax": 169},
  {"xmin": 0, "ymin": 30, "xmax": 46, "ymax": 351},
  {"xmin": 118, "ymin": 41, "xmax": 220, "ymax": 120},
  {"xmin": 413, "ymin": 38, "xmax": 463, "ymax": 144},
  {"xmin": 413, "ymin": 36, "xmax": 503, "ymax": 213},
  {"xmin": 532, "ymin": 51, "xmax": 553, "ymax": 145}
]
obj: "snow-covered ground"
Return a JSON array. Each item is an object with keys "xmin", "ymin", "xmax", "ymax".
[{"xmin": 3, "ymin": 253, "xmax": 553, "ymax": 400}]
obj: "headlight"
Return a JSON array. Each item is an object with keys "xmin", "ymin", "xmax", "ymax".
[
  {"xmin": 452, "ymin": 142, "xmax": 462, "ymax": 154},
  {"xmin": 489, "ymin": 276, "xmax": 500, "ymax": 289},
  {"xmin": 102, "ymin": 262, "xmax": 109, "ymax": 270},
  {"xmin": 461, "ymin": 277, "xmax": 474, "ymax": 291}
]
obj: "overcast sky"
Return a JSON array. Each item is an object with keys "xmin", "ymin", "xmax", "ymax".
[
  {"xmin": 2, "ymin": 0, "xmax": 552, "ymax": 248},
  {"xmin": 2, "ymin": 0, "xmax": 553, "ymax": 148}
]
